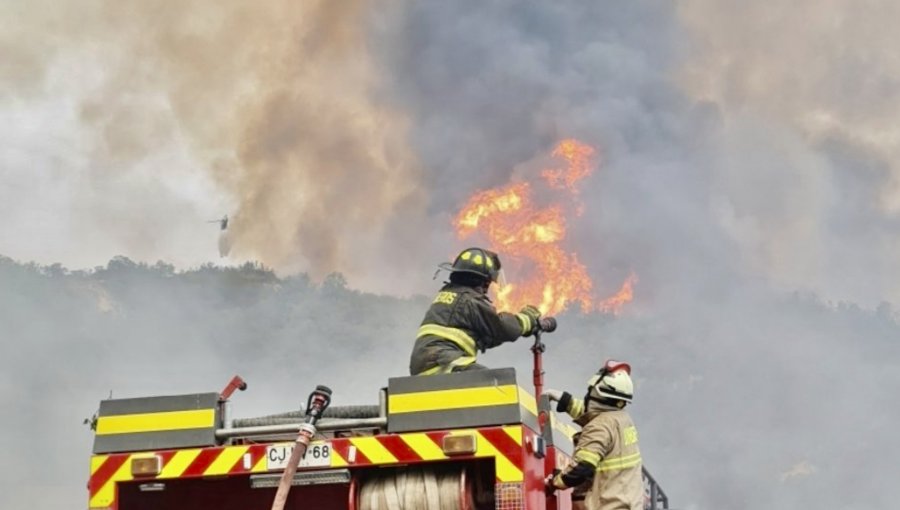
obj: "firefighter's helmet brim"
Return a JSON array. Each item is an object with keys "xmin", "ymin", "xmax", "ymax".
[{"xmin": 437, "ymin": 262, "xmax": 494, "ymax": 279}]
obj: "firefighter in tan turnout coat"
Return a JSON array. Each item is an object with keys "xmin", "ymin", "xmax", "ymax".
[{"xmin": 545, "ymin": 360, "xmax": 643, "ymax": 510}]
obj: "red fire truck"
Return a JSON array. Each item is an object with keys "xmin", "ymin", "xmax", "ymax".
[
  {"xmin": 88, "ymin": 322, "xmax": 669, "ymax": 509},
  {"xmin": 87, "ymin": 366, "xmax": 669, "ymax": 510}
]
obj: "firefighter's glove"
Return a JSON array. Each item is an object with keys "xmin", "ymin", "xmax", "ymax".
[
  {"xmin": 544, "ymin": 474, "xmax": 557, "ymax": 495},
  {"xmin": 516, "ymin": 305, "xmax": 542, "ymax": 336},
  {"xmin": 555, "ymin": 391, "xmax": 573, "ymax": 414},
  {"xmin": 543, "ymin": 390, "xmax": 584, "ymax": 418},
  {"xmin": 542, "ymin": 388, "xmax": 563, "ymax": 402},
  {"xmin": 544, "ymin": 473, "xmax": 567, "ymax": 494}
]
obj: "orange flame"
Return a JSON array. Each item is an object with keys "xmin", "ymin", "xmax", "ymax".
[
  {"xmin": 597, "ymin": 272, "xmax": 638, "ymax": 314},
  {"xmin": 453, "ymin": 139, "xmax": 636, "ymax": 315},
  {"xmin": 542, "ymin": 139, "xmax": 596, "ymax": 193}
]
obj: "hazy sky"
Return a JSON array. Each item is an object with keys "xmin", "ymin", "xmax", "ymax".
[{"xmin": 4, "ymin": 0, "xmax": 899, "ymax": 304}]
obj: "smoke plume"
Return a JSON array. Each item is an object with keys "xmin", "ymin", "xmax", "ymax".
[
  {"xmin": 677, "ymin": 0, "xmax": 900, "ymax": 305},
  {"xmin": 1, "ymin": 0, "xmax": 426, "ymax": 284}
]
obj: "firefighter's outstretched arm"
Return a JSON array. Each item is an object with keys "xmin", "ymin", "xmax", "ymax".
[
  {"xmin": 543, "ymin": 388, "xmax": 586, "ymax": 420},
  {"xmin": 468, "ymin": 299, "xmax": 541, "ymax": 350}
]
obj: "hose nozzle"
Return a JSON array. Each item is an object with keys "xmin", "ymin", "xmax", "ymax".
[
  {"xmin": 538, "ymin": 317, "xmax": 557, "ymax": 333},
  {"xmin": 305, "ymin": 385, "xmax": 333, "ymax": 419}
]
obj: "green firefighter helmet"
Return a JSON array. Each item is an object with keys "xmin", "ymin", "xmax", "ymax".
[{"xmin": 439, "ymin": 247, "xmax": 503, "ymax": 282}]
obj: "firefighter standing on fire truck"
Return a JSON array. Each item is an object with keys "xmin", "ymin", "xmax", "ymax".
[
  {"xmin": 409, "ymin": 247, "xmax": 542, "ymax": 375},
  {"xmin": 546, "ymin": 360, "xmax": 643, "ymax": 510}
]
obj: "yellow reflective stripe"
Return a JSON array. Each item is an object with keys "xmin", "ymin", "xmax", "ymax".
[
  {"xmin": 515, "ymin": 313, "xmax": 532, "ymax": 335},
  {"xmin": 472, "ymin": 430, "xmax": 523, "ymax": 482},
  {"xmin": 597, "ymin": 452, "xmax": 642, "ymax": 472},
  {"xmin": 251, "ymin": 455, "xmax": 268, "ymax": 473},
  {"xmin": 89, "ymin": 454, "xmax": 133, "ymax": 508},
  {"xmin": 90, "ymin": 455, "xmax": 108, "ymax": 475},
  {"xmin": 401, "ymin": 433, "xmax": 448, "ymax": 460},
  {"xmin": 389, "ymin": 384, "xmax": 520, "ymax": 413},
  {"xmin": 205, "ymin": 447, "xmax": 248, "ymax": 476},
  {"xmin": 552, "ymin": 473, "xmax": 568, "ymax": 489},
  {"xmin": 599, "ymin": 452, "xmax": 641, "ymax": 467},
  {"xmin": 416, "ymin": 355, "xmax": 476, "ymax": 376},
  {"xmin": 417, "ymin": 365, "xmax": 445, "ymax": 376},
  {"xmin": 350, "ymin": 437, "xmax": 398, "ymax": 464},
  {"xmin": 568, "ymin": 398, "xmax": 585, "ymax": 419},
  {"xmin": 502, "ymin": 425, "xmax": 523, "ymax": 446},
  {"xmin": 330, "ymin": 448, "xmax": 349, "ymax": 467},
  {"xmin": 574, "ymin": 449, "xmax": 602, "ymax": 467},
  {"xmin": 417, "ymin": 324, "xmax": 477, "ymax": 356},
  {"xmin": 159, "ymin": 449, "xmax": 201, "ymax": 478},
  {"xmin": 517, "ymin": 386, "xmax": 538, "ymax": 416},
  {"xmin": 449, "ymin": 356, "xmax": 476, "ymax": 368},
  {"xmin": 96, "ymin": 409, "xmax": 215, "ymax": 435}
]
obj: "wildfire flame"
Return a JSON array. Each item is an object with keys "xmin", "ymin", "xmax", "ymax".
[
  {"xmin": 453, "ymin": 139, "xmax": 636, "ymax": 316},
  {"xmin": 542, "ymin": 139, "xmax": 596, "ymax": 193},
  {"xmin": 597, "ymin": 272, "xmax": 638, "ymax": 315}
]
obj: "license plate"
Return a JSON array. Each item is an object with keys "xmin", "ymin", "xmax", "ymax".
[{"xmin": 266, "ymin": 442, "xmax": 332, "ymax": 470}]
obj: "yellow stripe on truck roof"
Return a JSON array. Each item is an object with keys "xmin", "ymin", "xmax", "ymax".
[
  {"xmin": 388, "ymin": 384, "xmax": 520, "ymax": 414},
  {"xmin": 96, "ymin": 409, "xmax": 215, "ymax": 435}
]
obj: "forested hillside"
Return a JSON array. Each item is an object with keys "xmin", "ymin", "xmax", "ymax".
[{"xmin": 2, "ymin": 255, "xmax": 898, "ymax": 508}]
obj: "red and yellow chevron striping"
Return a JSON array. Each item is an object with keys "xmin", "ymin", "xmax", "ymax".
[{"xmin": 88, "ymin": 425, "xmax": 528, "ymax": 509}]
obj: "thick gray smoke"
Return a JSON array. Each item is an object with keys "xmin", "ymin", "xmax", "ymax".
[
  {"xmin": 1, "ymin": 0, "xmax": 430, "ymax": 290},
  {"xmin": 2, "ymin": 0, "xmax": 900, "ymax": 509},
  {"xmin": 676, "ymin": 0, "xmax": 900, "ymax": 306}
]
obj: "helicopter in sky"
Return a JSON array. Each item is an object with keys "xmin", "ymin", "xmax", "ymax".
[
  {"xmin": 207, "ymin": 215, "xmax": 228, "ymax": 231},
  {"xmin": 207, "ymin": 215, "xmax": 230, "ymax": 257}
]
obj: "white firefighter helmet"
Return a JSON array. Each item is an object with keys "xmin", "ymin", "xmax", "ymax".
[{"xmin": 587, "ymin": 359, "xmax": 634, "ymax": 404}]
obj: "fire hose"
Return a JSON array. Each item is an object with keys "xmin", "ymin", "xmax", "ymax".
[{"xmin": 270, "ymin": 385, "xmax": 332, "ymax": 510}]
